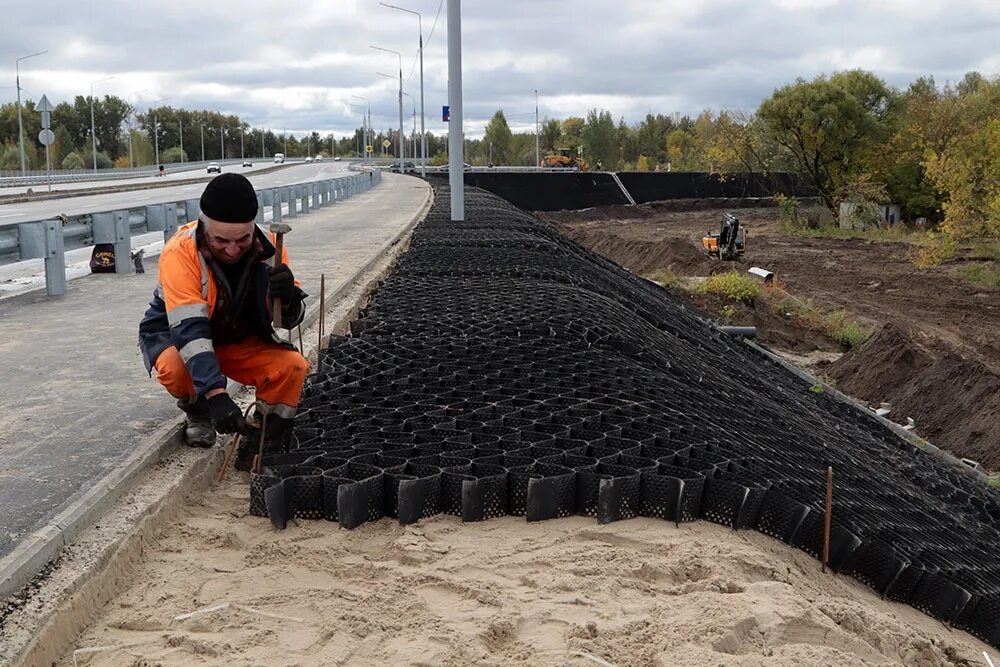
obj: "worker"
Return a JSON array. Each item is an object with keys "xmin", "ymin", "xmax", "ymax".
[{"xmin": 138, "ymin": 173, "xmax": 308, "ymax": 471}]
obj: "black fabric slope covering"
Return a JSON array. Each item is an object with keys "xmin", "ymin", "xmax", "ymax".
[{"xmin": 257, "ymin": 186, "xmax": 1000, "ymax": 649}]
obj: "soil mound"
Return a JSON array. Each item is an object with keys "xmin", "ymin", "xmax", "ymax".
[
  {"xmin": 560, "ymin": 227, "xmax": 716, "ymax": 277},
  {"xmin": 829, "ymin": 323, "xmax": 1000, "ymax": 468}
]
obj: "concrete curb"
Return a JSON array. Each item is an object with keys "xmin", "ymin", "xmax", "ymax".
[{"xmin": 0, "ymin": 177, "xmax": 431, "ymax": 606}]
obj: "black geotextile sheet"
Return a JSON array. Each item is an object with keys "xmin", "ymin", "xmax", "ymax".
[{"xmin": 251, "ymin": 186, "xmax": 1000, "ymax": 648}]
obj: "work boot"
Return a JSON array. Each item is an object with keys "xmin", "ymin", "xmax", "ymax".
[
  {"xmin": 176, "ymin": 397, "xmax": 217, "ymax": 448},
  {"xmin": 234, "ymin": 413, "xmax": 293, "ymax": 472}
]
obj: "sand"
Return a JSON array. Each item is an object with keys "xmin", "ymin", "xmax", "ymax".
[{"xmin": 59, "ymin": 473, "xmax": 996, "ymax": 667}]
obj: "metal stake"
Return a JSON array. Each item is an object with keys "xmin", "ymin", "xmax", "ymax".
[{"xmin": 823, "ymin": 466, "xmax": 833, "ymax": 573}]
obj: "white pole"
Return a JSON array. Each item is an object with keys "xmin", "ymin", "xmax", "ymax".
[
  {"xmin": 447, "ymin": 0, "xmax": 464, "ymax": 221},
  {"xmin": 16, "ymin": 50, "xmax": 47, "ymax": 176},
  {"xmin": 535, "ymin": 89, "xmax": 539, "ymax": 167},
  {"xmin": 179, "ymin": 120, "xmax": 184, "ymax": 162}
]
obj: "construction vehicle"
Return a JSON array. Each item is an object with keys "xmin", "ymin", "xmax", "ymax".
[
  {"xmin": 539, "ymin": 148, "xmax": 589, "ymax": 172},
  {"xmin": 702, "ymin": 213, "xmax": 747, "ymax": 261}
]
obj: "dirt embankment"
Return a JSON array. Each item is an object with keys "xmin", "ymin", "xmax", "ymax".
[{"xmin": 542, "ymin": 203, "xmax": 1000, "ymax": 469}]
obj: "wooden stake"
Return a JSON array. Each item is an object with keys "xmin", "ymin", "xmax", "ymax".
[
  {"xmin": 823, "ymin": 465, "xmax": 833, "ymax": 573},
  {"xmin": 217, "ymin": 433, "xmax": 242, "ymax": 482},
  {"xmin": 253, "ymin": 412, "xmax": 268, "ymax": 475}
]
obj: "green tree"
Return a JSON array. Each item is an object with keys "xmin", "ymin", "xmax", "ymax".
[
  {"xmin": 666, "ymin": 129, "xmax": 697, "ymax": 170},
  {"xmin": 161, "ymin": 146, "xmax": 188, "ymax": 163},
  {"xmin": 757, "ymin": 69, "xmax": 895, "ymax": 211},
  {"xmin": 61, "ymin": 151, "xmax": 85, "ymax": 170},
  {"xmin": 483, "ymin": 110, "xmax": 514, "ymax": 164},
  {"xmin": 561, "ymin": 117, "xmax": 585, "ymax": 149},
  {"xmin": 540, "ymin": 118, "xmax": 561, "ymax": 155},
  {"xmin": 581, "ymin": 109, "xmax": 615, "ymax": 168}
]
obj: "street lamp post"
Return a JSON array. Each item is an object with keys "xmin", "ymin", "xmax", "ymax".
[
  {"xmin": 535, "ymin": 89, "xmax": 539, "ymax": 167},
  {"xmin": 447, "ymin": 0, "xmax": 464, "ymax": 220},
  {"xmin": 220, "ymin": 125, "xmax": 224, "ymax": 161},
  {"xmin": 240, "ymin": 126, "xmax": 245, "ymax": 160},
  {"xmin": 90, "ymin": 75, "xmax": 115, "ymax": 172},
  {"xmin": 351, "ymin": 95, "xmax": 370, "ymax": 163},
  {"xmin": 200, "ymin": 124, "xmax": 205, "ymax": 161},
  {"xmin": 149, "ymin": 97, "xmax": 168, "ymax": 169},
  {"xmin": 371, "ymin": 45, "xmax": 404, "ymax": 172},
  {"xmin": 179, "ymin": 120, "xmax": 184, "ymax": 162},
  {"xmin": 15, "ymin": 50, "xmax": 47, "ymax": 176},
  {"xmin": 379, "ymin": 2, "xmax": 425, "ymax": 176},
  {"xmin": 350, "ymin": 103, "xmax": 367, "ymax": 158}
]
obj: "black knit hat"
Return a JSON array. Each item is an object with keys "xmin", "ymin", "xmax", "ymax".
[{"xmin": 200, "ymin": 173, "xmax": 259, "ymax": 223}]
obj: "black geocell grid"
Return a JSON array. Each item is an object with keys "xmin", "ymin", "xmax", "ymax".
[{"xmin": 251, "ymin": 186, "xmax": 1000, "ymax": 648}]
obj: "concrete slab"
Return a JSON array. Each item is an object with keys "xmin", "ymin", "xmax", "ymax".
[{"xmin": 0, "ymin": 173, "xmax": 430, "ymax": 572}]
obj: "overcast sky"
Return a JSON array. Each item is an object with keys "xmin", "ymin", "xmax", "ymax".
[{"xmin": 3, "ymin": 0, "xmax": 998, "ymax": 139}]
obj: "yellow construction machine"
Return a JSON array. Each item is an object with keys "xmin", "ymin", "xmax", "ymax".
[
  {"xmin": 539, "ymin": 148, "xmax": 589, "ymax": 172},
  {"xmin": 702, "ymin": 213, "xmax": 747, "ymax": 261}
]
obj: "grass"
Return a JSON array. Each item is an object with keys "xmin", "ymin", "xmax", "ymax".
[
  {"xmin": 783, "ymin": 222, "xmax": 918, "ymax": 243},
  {"xmin": 643, "ymin": 268, "xmax": 680, "ymax": 288},
  {"xmin": 958, "ymin": 261, "xmax": 1000, "ymax": 289},
  {"xmin": 696, "ymin": 271, "xmax": 760, "ymax": 304},
  {"xmin": 760, "ymin": 288, "xmax": 872, "ymax": 350},
  {"xmin": 989, "ymin": 475, "xmax": 1000, "ymax": 489}
]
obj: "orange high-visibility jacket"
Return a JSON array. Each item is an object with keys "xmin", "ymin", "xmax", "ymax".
[{"xmin": 138, "ymin": 220, "xmax": 305, "ymax": 397}]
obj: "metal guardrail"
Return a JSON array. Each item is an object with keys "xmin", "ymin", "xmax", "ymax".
[
  {"xmin": 1, "ymin": 170, "xmax": 382, "ymax": 296},
  {"xmin": 0, "ymin": 158, "xmax": 302, "ymax": 188}
]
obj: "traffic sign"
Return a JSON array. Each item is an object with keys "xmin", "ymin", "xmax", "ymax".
[
  {"xmin": 365, "ymin": 144, "xmax": 373, "ymax": 154},
  {"xmin": 382, "ymin": 139, "xmax": 391, "ymax": 149},
  {"xmin": 442, "ymin": 105, "xmax": 449, "ymax": 122},
  {"xmin": 36, "ymin": 94, "xmax": 54, "ymax": 114},
  {"xmin": 38, "ymin": 129, "xmax": 55, "ymax": 146}
]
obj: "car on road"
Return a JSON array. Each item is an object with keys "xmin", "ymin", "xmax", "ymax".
[
  {"xmin": 207, "ymin": 162, "xmax": 221, "ymax": 173},
  {"xmin": 273, "ymin": 153, "xmax": 285, "ymax": 164},
  {"xmin": 333, "ymin": 156, "xmax": 341, "ymax": 161},
  {"xmin": 314, "ymin": 155, "xmax": 323, "ymax": 162},
  {"xmin": 305, "ymin": 156, "xmax": 313, "ymax": 163},
  {"xmin": 389, "ymin": 161, "xmax": 416, "ymax": 173},
  {"xmin": 242, "ymin": 160, "xmax": 253, "ymax": 167}
]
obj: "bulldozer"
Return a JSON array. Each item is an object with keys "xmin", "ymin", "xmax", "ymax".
[
  {"xmin": 702, "ymin": 213, "xmax": 747, "ymax": 261},
  {"xmin": 539, "ymin": 148, "xmax": 589, "ymax": 172}
]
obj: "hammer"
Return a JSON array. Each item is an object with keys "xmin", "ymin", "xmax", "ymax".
[{"xmin": 270, "ymin": 222, "xmax": 291, "ymax": 329}]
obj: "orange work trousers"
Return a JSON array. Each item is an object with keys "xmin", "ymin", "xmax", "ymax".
[{"xmin": 154, "ymin": 337, "xmax": 308, "ymax": 418}]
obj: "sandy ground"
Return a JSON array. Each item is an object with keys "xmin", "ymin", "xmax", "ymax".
[{"xmin": 61, "ymin": 474, "xmax": 996, "ymax": 667}]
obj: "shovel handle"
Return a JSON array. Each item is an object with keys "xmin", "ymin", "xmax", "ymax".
[{"xmin": 271, "ymin": 234, "xmax": 285, "ymax": 329}]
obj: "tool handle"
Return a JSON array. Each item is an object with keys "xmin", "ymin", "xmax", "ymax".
[{"xmin": 272, "ymin": 235, "xmax": 284, "ymax": 329}]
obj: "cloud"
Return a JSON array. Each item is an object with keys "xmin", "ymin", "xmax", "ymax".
[{"xmin": 2, "ymin": 0, "xmax": 996, "ymax": 138}]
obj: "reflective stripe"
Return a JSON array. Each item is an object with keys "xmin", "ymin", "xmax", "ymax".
[
  {"xmin": 255, "ymin": 399, "xmax": 297, "ymax": 419},
  {"xmin": 196, "ymin": 251, "xmax": 209, "ymax": 299},
  {"xmin": 167, "ymin": 303, "xmax": 209, "ymax": 327},
  {"xmin": 154, "ymin": 283, "xmax": 163, "ymax": 300},
  {"xmin": 178, "ymin": 337, "xmax": 214, "ymax": 362}
]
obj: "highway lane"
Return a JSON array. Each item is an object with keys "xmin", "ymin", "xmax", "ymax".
[
  {"xmin": 0, "ymin": 158, "xmax": 297, "ymax": 195},
  {"xmin": 0, "ymin": 161, "xmax": 354, "ymax": 226}
]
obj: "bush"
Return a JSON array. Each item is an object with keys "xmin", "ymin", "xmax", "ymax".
[
  {"xmin": 697, "ymin": 271, "xmax": 760, "ymax": 304},
  {"xmin": 909, "ymin": 232, "xmax": 958, "ymax": 267},
  {"xmin": 989, "ymin": 475, "xmax": 999, "ymax": 489},
  {"xmin": 827, "ymin": 311, "xmax": 870, "ymax": 350},
  {"xmin": 161, "ymin": 147, "xmax": 188, "ymax": 164},
  {"xmin": 958, "ymin": 262, "xmax": 1000, "ymax": 289},
  {"xmin": 643, "ymin": 268, "xmax": 679, "ymax": 287},
  {"xmin": 61, "ymin": 152, "xmax": 85, "ymax": 170}
]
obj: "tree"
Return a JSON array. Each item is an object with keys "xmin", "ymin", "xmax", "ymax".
[
  {"xmin": 666, "ymin": 129, "xmax": 697, "ymax": 170},
  {"xmin": 757, "ymin": 69, "xmax": 895, "ymax": 211},
  {"xmin": 62, "ymin": 151, "xmax": 85, "ymax": 170},
  {"xmin": 540, "ymin": 118, "xmax": 561, "ymax": 154},
  {"xmin": 561, "ymin": 117, "xmax": 585, "ymax": 149},
  {"xmin": 483, "ymin": 110, "xmax": 513, "ymax": 165},
  {"xmin": 161, "ymin": 146, "xmax": 188, "ymax": 163},
  {"xmin": 581, "ymin": 109, "xmax": 615, "ymax": 168}
]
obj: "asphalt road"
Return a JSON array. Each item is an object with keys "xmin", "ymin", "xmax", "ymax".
[{"xmin": 0, "ymin": 161, "xmax": 354, "ymax": 226}]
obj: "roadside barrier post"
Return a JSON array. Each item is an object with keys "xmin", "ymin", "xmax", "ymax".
[
  {"xmin": 163, "ymin": 203, "xmax": 178, "ymax": 241},
  {"xmin": 271, "ymin": 189, "xmax": 282, "ymax": 223},
  {"xmin": 17, "ymin": 219, "xmax": 66, "ymax": 296}
]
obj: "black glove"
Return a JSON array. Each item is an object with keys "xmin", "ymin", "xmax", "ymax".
[
  {"xmin": 207, "ymin": 393, "xmax": 247, "ymax": 434},
  {"xmin": 268, "ymin": 263, "xmax": 297, "ymax": 306}
]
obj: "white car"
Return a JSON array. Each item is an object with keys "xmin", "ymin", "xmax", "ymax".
[
  {"xmin": 305, "ymin": 156, "xmax": 313, "ymax": 163},
  {"xmin": 207, "ymin": 162, "xmax": 221, "ymax": 173},
  {"xmin": 242, "ymin": 160, "xmax": 253, "ymax": 167},
  {"xmin": 333, "ymin": 156, "xmax": 341, "ymax": 161},
  {"xmin": 314, "ymin": 155, "xmax": 323, "ymax": 162}
]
